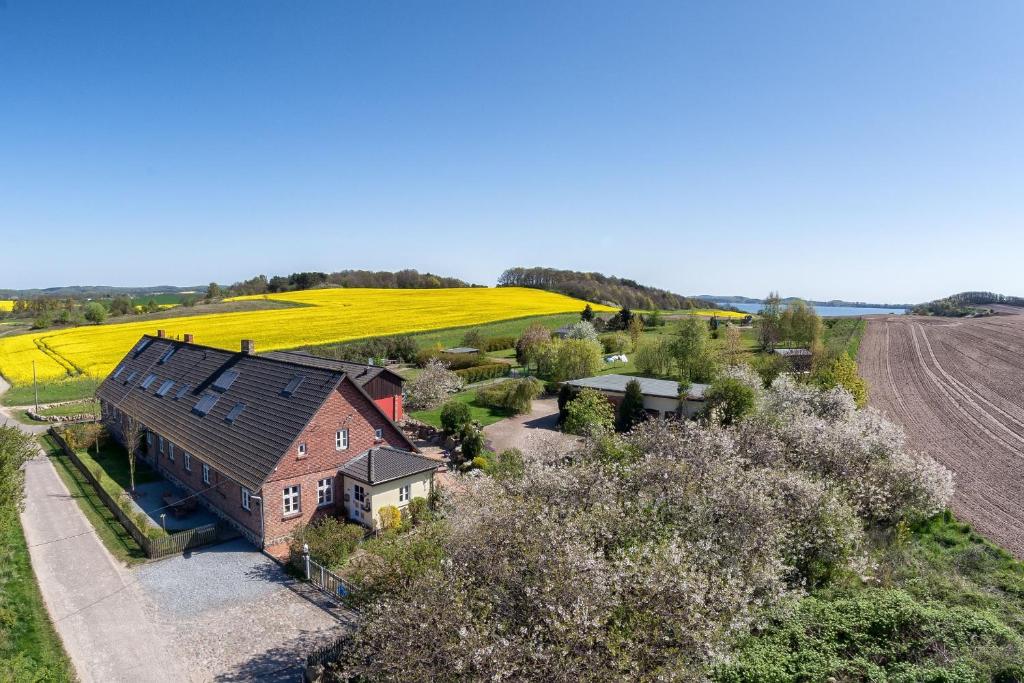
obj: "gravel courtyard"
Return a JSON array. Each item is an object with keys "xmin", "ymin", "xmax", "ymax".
[{"xmin": 133, "ymin": 539, "xmax": 350, "ymax": 681}]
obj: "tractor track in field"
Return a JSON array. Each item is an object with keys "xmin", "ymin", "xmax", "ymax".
[{"xmin": 860, "ymin": 312, "xmax": 1024, "ymax": 557}]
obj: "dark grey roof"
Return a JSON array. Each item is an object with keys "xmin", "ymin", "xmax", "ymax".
[
  {"xmin": 97, "ymin": 336, "xmax": 408, "ymax": 490},
  {"xmin": 340, "ymin": 447, "xmax": 438, "ymax": 486},
  {"xmin": 773, "ymin": 348, "xmax": 813, "ymax": 356},
  {"xmin": 565, "ymin": 373, "xmax": 708, "ymax": 401},
  {"xmin": 442, "ymin": 347, "xmax": 478, "ymax": 354},
  {"xmin": 260, "ymin": 350, "xmax": 403, "ymax": 387}
]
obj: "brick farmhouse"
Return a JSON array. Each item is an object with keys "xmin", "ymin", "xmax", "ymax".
[{"xmin": 98, "ymin": 332, "xmax": 437, "ymax": 549}]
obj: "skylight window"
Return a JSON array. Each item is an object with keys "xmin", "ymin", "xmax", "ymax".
[
  {"xmin": 134, "ymin": 339, "xmax": 151, "ymax": 354},
  {"xmin": 225, "ymin": 402, "xmax": 245, "ymax": 423},
  {"xmin": 212, "ymin": 369, "xmax": 239, "ymax": 392},
  {"xmin": 125, "ymin": 371, "xmax": 138, "ymax": 383},
  {"xmin": 158, "ymin": 347, "xmax": 176, "ymax": 364},
  {"xmin": 282, "ymin": 374, "xmax": 304, "ymax": 396},
  {"xmin": 174, "ymin": 384, "xmax": 191, "ymax": 400},
  {"xmin": 140, "ymin": 373, "xmax": 157, "ymax": 389},
  {"xmin": 112, "ymin": 366, "xmax": 124, "ymax": 379},
  {"xmin": 193, "ymin": 393, "xmax": 219, "ymax": 416},
  {"xmin": 156, "ymin": 380, "xmax": 175, "ymax": 397}
]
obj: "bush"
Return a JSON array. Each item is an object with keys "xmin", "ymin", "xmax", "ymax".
[
  {"xmin": 471, "ymin": 455, "xmax": 491, "ymax": 471},
  {"xmin": 480, "ymin": 336, "xmax": 516, "ymax": 352},
  {"xmin": 378, "ymin": 505, "xmax": 402, "ymax": 531},
  {"xmin": 454, "ymin": 363, "xmax": 511, "ymax": 383},
  {"xmin": 289, "ymin": 517, "xmax": 365, "ymax": 570},
  {"xmin": 599, "ymin": 332, "xmax": 631, "ymax": 354},
  {"xmin": 703, "ymin": 377, "xmax": 757, "ymax": 426},
  {"xmin": 417, "ymin": 349, "xmax": 490, "ymax": 371},
  {"xmin": 491, "ymin": 448, "xmax": 525, "ymax": 479},
  {"xmin": 563, "ymin": 388, "xmax": 614, "ymax": 435},
  {"xmin": 62, "ymin": 423, "xmax": 105, "ymax": 451},
  {"xmin": 440, "ymin": 400, "xmax": 472, "ymax": 436},
  {"xmin": 406, "ymin": 360, "xmax": 464, "ymax": 410},
  {"xmin": 407, "ymin": 497, "xmax": 431, "ymax": 525},
  {"xmin": 476, "ymin": 377, "xmax": 544, "ymax": 414},
  {"xmin": 460, "ymin": 424, "xmax": 485, "ymax": 460}
]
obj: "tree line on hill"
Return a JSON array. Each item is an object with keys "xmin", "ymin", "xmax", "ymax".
[
  {"xmin": 912, "ymin": 291, "xmax": 1024, "ymax": 317},
  {"xmin": 497, "ymin": 266, "xmax": 721, "ymax": 310},
  {"xmin": 224, "ymin": 269, "xmax": 477, "ymax": 296}
]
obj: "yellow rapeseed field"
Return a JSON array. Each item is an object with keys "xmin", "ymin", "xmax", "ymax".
[
  {"xmin": 0, "ymin": 300, "xmax": 13, "ymax": 312},
  {"xmin": 0, "ymin": 288, "xmax": 613, "ymax": 386}
]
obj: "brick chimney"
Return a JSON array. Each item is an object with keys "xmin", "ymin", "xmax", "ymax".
[
  {"xmin": 156, "ymin": 329, "xmax": 166, "ymax": 338},
  {"xmin": 183, "ymin": 333, "xmax": 194, "ymax": 344},
  {"xmin": 241, "ymin": 339, "xmax": 256, "ymax": 354}
]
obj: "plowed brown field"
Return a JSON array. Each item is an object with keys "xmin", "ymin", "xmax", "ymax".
[{"xmin": 860, "ymin": 312, "xmax": 1024, "ymax": 557}]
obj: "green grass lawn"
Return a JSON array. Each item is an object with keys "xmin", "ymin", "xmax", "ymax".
[
  {"xmin": 73, "ymin": 440, "xmax": 161, "ymax": 503},
  {"xmin": 39, "ymin": 435, "xmax": 148, "ymax": 565},
  {"xmin": 0, "ymin": 504, "xmax": 74, "ymax": 681},
  {"xmin": 405, "ymin": 313, "xmax": 580, "ymax": 350},
  {"xmin": 38, "ymin": 400, "xmax": 99, "ymax": 417},
  {"xmin": 1, "ymin": 377, "xmax": 100, "ymax": 407},
  {"xmin": 822, "ymin": 317, "xmax": 866, "ymax": 358},
  {"xmin": 410, "ymin": 388, "xmax": 515, "ymax": 428}
]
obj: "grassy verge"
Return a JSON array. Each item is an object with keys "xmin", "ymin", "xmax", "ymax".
[
  {"xmin": 718, "ymin": 511, "xmax": 1024, "ymax": 680},
  {"xmin": 39, "ymin": 435, "xmax": 147, "ymax": 565},
  {"xmin": 822, "ymin": 317, "xmax": 866, "ymax": 358},
  {"xmin": 410, "ymin": 389, "xmax": 515, "ymax": 428},
  {"xmin": 1, "ymin": 377, "xmax": 100, "ymax": 407},
  {"xmin": 38, "ymin": 400, "xmax": 99, "ymax": 418},
  {"xmin": 0, "ymin": 505, "xmax": 74, "ymax": 681}
]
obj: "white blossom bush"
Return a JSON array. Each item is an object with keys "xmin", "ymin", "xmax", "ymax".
[
  {"xmin": 565, "ymin": 319, "xmax": 598, "ymax": 342},
  {"xmin": 405, "ymin": 358, "xmax": 464, "ymax": 410}
]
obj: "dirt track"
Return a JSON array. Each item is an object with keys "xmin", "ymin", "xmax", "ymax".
[{"xmin": 860, "ymin": 312, "xmax": 1024, "ymax": 557}]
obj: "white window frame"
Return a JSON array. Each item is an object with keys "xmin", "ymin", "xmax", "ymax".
[
  {"xmin": 297, "ymin": 442, "xmax": 307, "ymax": 458},
  {"xmin": 353, "ymin": 484, "xmax": 365, "ymax": 503},
  {"xmin": 335, "ymin": 429, "xmax": 349, "ymax": 451},
  {"xmin": 399, "ymin": 484, "xmax": 410, "ymax": 503},
  {"xmin": 374, "ymin": 427, "xmax": 383, "ymax": 440},
  {"xmin": 241, "ymin": 487, "xmax": 251, "ymax": 511},
  {"xmin": 317, "ymin": 478, "xmax": 333, "ymax": 506},
  {"xmin": 158, "ymin": 435, "xmax": 164, "ymax": 454},
  {"xmin": 202, "ymin": 463, "xmax": 210, "ymax": 485},
  {"xmin": 168, "ymin": 443, "xmax": 175, "ymax": 462},
  {"xmin": 283, "ymin": 485, "xmax": 300, "ymax": 516},
  {"xmin": 183, "ymin": 452, "xmax": 191, "ymax": 472}
]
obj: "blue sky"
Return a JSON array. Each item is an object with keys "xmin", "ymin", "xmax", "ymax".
[{"xmin": 2, "ymin": 1, "xmax": 1022, "ymax": 303}]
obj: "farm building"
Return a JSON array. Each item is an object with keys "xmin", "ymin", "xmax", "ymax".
[
  {"xmin": 773, "ymin": 347, "xmax": 813, "ymax": 373},
  {"xmin": 564, "ymin": 373, "xmax": 708, "ymax": 419},
  {"xmin": 442, "ymin": 346, "xmax": 479, "ymax": 355},
  {"xmin": 97, "ymin": 332, "xmax": 433, "ymax": 549}
]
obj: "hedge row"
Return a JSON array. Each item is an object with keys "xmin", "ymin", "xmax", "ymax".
[
  {"xmin": 455, "ymin": 363, "xmax": 511, "ymax": 383},
  {"xmin": 480, "ymin": 336, "xmax": 516, "ymax": 352}
]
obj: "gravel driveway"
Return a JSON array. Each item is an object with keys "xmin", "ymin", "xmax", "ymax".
[
  {"xmin": 133, "ymin": 539, "xmax": 348, "ymax": 681},
  {"xmin": 483, "ymin": 398, "xmax": 577, "ymax": 456}
]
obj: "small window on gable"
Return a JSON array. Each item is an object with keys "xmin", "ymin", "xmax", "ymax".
[
  {"xmin": 282, "ymin": 375, "xmax": 304, "ymax": 396},
  {"xmin": 374, "ymin": 427, "xmax": 383, "ymax": 440},
  {"xmin": 174, "ymin": 384, "xmax": 191, "ymax": 400},
  {"xmin": 193, "ymin": 393, "xmax": 219, "ymax": 416},
  {"xmin": 156, "ymin": 380, "xmax": 174, "ymax": 397},
  {"xmin": 335, "ymin": 429, "xmax": 349, "ymax": 451},
  {"xmin": 212, "ymin": 369, "xmax": 239, "ymax": 392},
  {"xmin": 297, "ymin": 442, "xmax": 307, "ymax": 458},
  {"xmin": 158, "ymin": 346, "xmax": 176, "ymax": 364},
  {"xmin": 140, "ymin": 373, "xmax": 157, "ymax": 390},
  {"xmin": 225, "ymin": 402, "xmax": 245, "ymax": 424}
]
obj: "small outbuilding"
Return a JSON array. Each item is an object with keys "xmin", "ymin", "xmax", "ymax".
[
  {"xmin": 564, "ymin": 373, "xmax": 708, "ymax": 419},
  {"xmin": 442, "ymin": 347, "xmax": 479, "ymax": 355},
  {"xmin": 339, "ymin": 447, "xmax": 438, "ymax": 529},
  {"xmin": 773, "ymin": 348, "xmax": 813, "ymax": 373}
]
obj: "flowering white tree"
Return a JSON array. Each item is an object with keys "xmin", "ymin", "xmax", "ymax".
[{"xmin": 405, "ymin": 359, "xmax": 463, "ymax": 410}]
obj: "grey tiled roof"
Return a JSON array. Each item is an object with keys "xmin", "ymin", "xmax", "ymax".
[
  {"xmin": 97, "ymin": 336, "xmax": 409, "ymax": 490},
  {"xmin": 565, "ymin": 373, "xmax": 708, "ymax": 401},
  {"xmin": 773, "ymin": 348, "xmax": 813, "ymax": 356},
  {"xmin": 261, "ymin": 350, "xmax": 404, "ymax": 388},
  {"xmin": 340, "ymin": 447, "xmax": 438, "ymax": 486},
  {"xmin": 442, "ymin": 347, "xmax": 479, "ymax": 354}
]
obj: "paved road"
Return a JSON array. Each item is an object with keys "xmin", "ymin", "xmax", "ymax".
[{"xmin": 2, "ymin": 377, "xmax": 191, "ymax": 682}]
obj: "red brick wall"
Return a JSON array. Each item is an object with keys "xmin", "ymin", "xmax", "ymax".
[{"xmin": 262, "ymin": 377, "xmax": 410, "ymax": 545}]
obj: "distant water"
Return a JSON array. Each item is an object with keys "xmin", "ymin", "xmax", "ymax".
[{"xmin": 714, "ymin": 302, "xmax": 907, "ymax": 317}]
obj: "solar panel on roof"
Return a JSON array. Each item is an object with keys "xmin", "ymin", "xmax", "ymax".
[
  {"xmin": 140, "ymin": 373, "xmax": 157, "ymax": 389},
  {"xmin": 174, "ymin": 384, "xmax": 191, "ymax": 400},
  {"xmin": 192, "ymin": 393, "xmax": 219, "ymax": 416},
  {"xmin": 282, "ymin": 374, "xmax": 304, "ymax": 396},
  {"xmin": 212, "ymin": 369, "xmax": 239, "ymax": 392},
  {"xmin": 158, "ymin": 347, "xmax": 176, "ymax": 364},
  {"xmin": 225, "ymin": 402, "xmax": 245, "ymax": 423},
  {"xmin": 156, "ymin": 380, "xmax": 174, "ymax": 397}
]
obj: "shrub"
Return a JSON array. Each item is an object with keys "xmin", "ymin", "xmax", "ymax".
[
  {"xmin": 62, "ymin": 422, "xmax": 105, "ymax": 451},
  {"xmin": 476, "ymin": 377, "xmax": 544, "ymax": 415},
  {"xmin": 454, "ymin": 363, "xmax": 511, "ymax": 383},
  {"xmin": 491, "ymin": 448, "xmax": 525, "ymax": 479},
  {"xmin": 565, "ymin": 320, "xmax": 598, "ymax": 342},
  {"xmin": 703, "ymin": 377, "xmax": 757, "ymax": 426},
  {"xmin": 615, "ymin": 379, "xmax": 647, "ymax": 432},
  {"xmin": 515, "ymin": 323, "xmax": 552, "ymax": 366},
  {"xmin": 289, "ymin": 517, "xmax": 366, "ymax": 570},
  {"xmin": 84, "ymin": 302, "xmax": 108, "ymax": 324},
  {"xmin": 600, "ymin": 332, "xmax": 631, "ymax": 354},
  {"xmin": 471, "ymin": 455, "xmax": 491, "ymax": 471},
  {"xmin": 634, "ymin": 337, "xmax": 673, "ymax": 376},
  {"xmin": 407, "ymin": 497, "xmax": 431, "ymax": 525},
  {"xmin": 563, "ymin": 388, "xmax": 614, "ymax": 435},
  {"xmin": 440, "ymin": 400, "xmax": 472, "ymax": 436},
  {"xmin": 813, "ymin": 352, "xmax": 868, "ymax": 408},
  {"xmin": 552, "ymin": 339, "xmax": 603, "ymax": 382},
  {"xmin": 416, "ymin": 348, "xmax": 489, "ymax": 370},
  {"xmin": 462, "ymin": 328, "xmax": 486, "ymax": 349},
  {"xmin": 378, "ymin": 505, "xmax": 402, "ymax": 531},
  {"xmin": 480, "ymin": 336, "xmax": 516, "ymax": 352},
  {"xmin": 460, "ymin": 424, "xmax": 485, "ymax": 460}
]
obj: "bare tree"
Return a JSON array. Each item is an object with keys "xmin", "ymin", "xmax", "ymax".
[{"xmin": 122, "ymin": 414, "xmax": 144, "ymax": 496}]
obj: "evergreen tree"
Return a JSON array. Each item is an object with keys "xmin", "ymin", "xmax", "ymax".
[
  {"xmin": 616, "ymin": 379, "xmax": 647, "ymax": 432},
  {"xmin": 581, "ymin": 304, "xmax": 595, "ymax": 322}
]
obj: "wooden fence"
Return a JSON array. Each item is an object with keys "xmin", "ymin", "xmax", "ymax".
[{"xmin": 49, "ymin": 428, "xmax": 233, "ymax": 559}]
